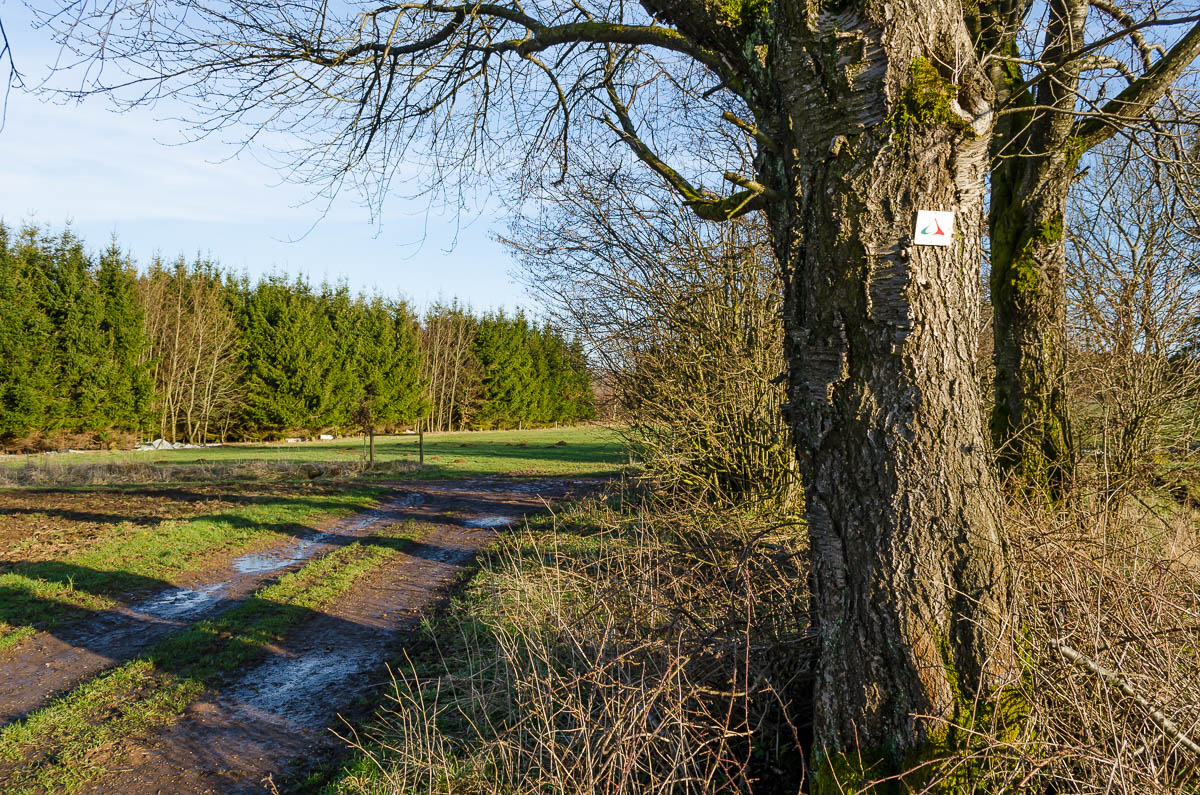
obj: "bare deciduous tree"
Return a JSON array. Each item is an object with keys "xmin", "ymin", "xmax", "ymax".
[
  {"xmin": 0, "ymin": 12, "xmax": 21, "ymax": 127},
  {"xmin": 420, "ymin": 301, "xmax": 479, "ymax": 432},
  {"xmin": 139, "ymin": 257, "xmax": 241, "ymax": 444},
  {"xmin": 1067, "ymin": 140, "xmax": 1200, "ymax": 486},
  {"xmin": 987, "ymin": 3, "xmax": 1200, "ymax": 488}
]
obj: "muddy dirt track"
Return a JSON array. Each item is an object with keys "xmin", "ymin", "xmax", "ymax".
[{"xmin": 0, "ymin": 476, "xmax": 599, "ymax": 793}]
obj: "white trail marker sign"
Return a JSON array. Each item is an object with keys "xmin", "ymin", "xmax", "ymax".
[{"xmin": 914, "ymin": 210, "xmax": 954, "ymax": 246}]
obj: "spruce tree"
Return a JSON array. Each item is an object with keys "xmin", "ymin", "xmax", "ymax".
[
  {"xmin": 320, "ymin": 281, "xmax": 365, "ymax": 429},
  {"xmin": 353, "ymin": 297, "xmax": 428, "ymax": 459},
  {"xmin": 0, "ymin": 223, "xmax": 55, "ymax": 444},
  {"xmin": 565, "ymin": 338, "xmax": 596, "ymax": 422},
  {"xmin": 238, "ymin": 275, "xmax": 340, "ymax": 434},
  {"xmin": 473, "ymin": 311, "xmax": 535, "ymax": 428},
  {"xmin": 96, "ymin": 240, "xmax": 155, "ymax": 433},
  {"xmin": 28, "ymin": 227, "xmax": 110, "ymax": 433}
]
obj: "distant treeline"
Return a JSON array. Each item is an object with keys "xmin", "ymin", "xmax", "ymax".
[{"xmin": 0, "ymin": 223, "xmax": 594, "ymax": 449}]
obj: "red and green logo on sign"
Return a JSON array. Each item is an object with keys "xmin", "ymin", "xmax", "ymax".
[{"xmin": 914, "ymin": 210, "xmax": 954, "ymax": 246}]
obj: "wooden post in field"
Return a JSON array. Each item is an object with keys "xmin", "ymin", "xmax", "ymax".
[
  {"xmin": 419, "ymin": 423, "xmax": 424, "ymax": 467},
  {"xmin": 369, "ymin": 426, "xmax": 375, "ymax": 465}
]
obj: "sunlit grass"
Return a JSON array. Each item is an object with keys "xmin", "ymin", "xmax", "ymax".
[{"xmin": 0, "ymin": 426, "xmax": 625, "ymax": 480}]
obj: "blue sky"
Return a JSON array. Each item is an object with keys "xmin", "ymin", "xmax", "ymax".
[{"xmin": 0, "ymin": 4, "xmax": 527, "ymax": 312}]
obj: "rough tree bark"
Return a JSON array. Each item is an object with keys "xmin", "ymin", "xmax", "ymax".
[{"xmin": 742, "ymin": 9, "xmax": 1014, "ymax": 782}]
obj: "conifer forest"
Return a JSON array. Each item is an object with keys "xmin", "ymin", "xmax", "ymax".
[{"xmin": 0, "ymin": 223, "xmax": 595, "ymax": 451}]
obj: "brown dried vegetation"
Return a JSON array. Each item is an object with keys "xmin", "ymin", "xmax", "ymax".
[{"xmin": 335, "ymin": 493, "xmax": 812, "ymax": 794}]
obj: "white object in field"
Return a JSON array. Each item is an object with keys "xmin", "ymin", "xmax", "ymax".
[
  {"xmin": 319, "ymin": 434, "xmax": 334, "ymax": 440},
  {"xmin": 286, "ymin": 437, "xmax": 303, "ymax": 444},
  {"xmin": 913, "ymin": 210, "xmax": 954, "ymax": 246},
  {"xmin": 135, "ymin": 438, "xmax": 203, "ymax": 451}
]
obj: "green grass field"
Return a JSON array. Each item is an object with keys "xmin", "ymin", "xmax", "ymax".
[{"xmin": 0, "ymin": 426, "xmax": 624, "ymax": 481}]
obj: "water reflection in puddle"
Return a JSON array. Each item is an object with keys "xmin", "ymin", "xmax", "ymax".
[
  {"xmin": 230, "ymin": 648, "xmax": 375, "ymax": 726},
  {"xmin": 230, "ymin": 496, "xmax": 419, "ymax": 575},
  {"xmin": 464, "ymin": 516, "xmax": 516, "ymax": 528},
  {"xmin": 135, "ymin": 583, "xmax": 226, "ymax": 620},
  {"xmin": 232, "ymin": 532, "xmax": 336, "ymax": 574}
]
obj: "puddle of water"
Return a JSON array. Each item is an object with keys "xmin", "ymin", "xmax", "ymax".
[
  {"xmin": 233, "ymin": 532, "xmax": 337, "ymax": 573},
  {"xmin": 464, "ymin": 516, "xmax": 516, "ymax": 528},
  {"xmin": 448, "ymin": 480, "xmax": 560, "ymax": 495},
  {"xmin": 134, "ymin": 583, "xmax": 226, "ymax": 620},
  {"xmin": 231, "ymin": 494, "xmax": 420, "ymax": 574},
  {"xmin": 229, "ymin": 648, "xmax": 375, "ymax": 726}
]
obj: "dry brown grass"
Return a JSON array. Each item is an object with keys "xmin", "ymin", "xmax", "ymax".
[
  {"xmin": 333, "ymin": 492, "xmax": 812, "ymax": 794},
  {"xmin": 0, "ymin": 429, "xmax": 140, "ymax": 455},
  {"xmin": 1007, "ymin": 492, "xmax": 1200, "ymax": 793},
  {"xmin": 897, "ymin": 484, "xmax": 1200, "ymax": 793},
  {"xmin": 328, "ymin": 473, "xmax": 1200, "ymax": 794}
]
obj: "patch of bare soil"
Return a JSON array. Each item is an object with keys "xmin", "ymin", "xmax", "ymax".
[
  {"xmin": 0, "ymin": 491, "xmax": 423, "ymax": 726},
  {"xmin": 0, "ymin": 483, "xmax": 353, "ymax": 563},
  {"xmin": 10, "ymin": 477, "xmax": 601, "ymax": 793}
]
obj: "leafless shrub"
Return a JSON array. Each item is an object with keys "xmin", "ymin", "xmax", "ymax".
[
  {"xmin": 1068, "ymin": 142, "xmax": 1200, "ymax": 489},
  {"xmin": 0, "ymin": 429, "xmax": 139, "ymax": 454},
  {"xmin": 336, "ymin": 495, "xmax": 812, "ymax": 794},
  {"xmin": 509, "ymin": 171, "xmax": 798, "ymax": 509}
]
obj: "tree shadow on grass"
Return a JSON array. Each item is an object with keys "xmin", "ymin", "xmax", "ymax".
[{"xmin": 0, "ymin": 487, "xmax": 385, "ymax": 529}]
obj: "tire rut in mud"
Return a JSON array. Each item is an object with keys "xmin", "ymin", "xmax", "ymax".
[
  {"xmin": 20, "ymin": 477, "xmax": 597, "ymax": 794},
  {"xmin": 84, "ymin": 525, "xmax": 488, "ymax": 795},
  {"xmin": 0, "ymin": 492, "xmax": 424, "ymax": 727}
]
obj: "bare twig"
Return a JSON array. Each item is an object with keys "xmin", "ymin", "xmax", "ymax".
[{"xmin": 1050, "ymin": 638, "xmax": 1200, "ymax": 756}]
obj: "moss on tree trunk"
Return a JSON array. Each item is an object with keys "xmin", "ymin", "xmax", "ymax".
[
  {"xmin": 989, "ymin": 189, "xmax": 1074, "ymax": 492},
  {"xmin": 984, "ymin": 0, "xmax": 1086, "ymax": 495}
]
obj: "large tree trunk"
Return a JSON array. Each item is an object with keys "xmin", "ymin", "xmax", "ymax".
[
  {"xmin": 986, "ymin": 0, "xmax": 1086, "ymax": 492},
  {"xmin": 989, "ymin": 164, "xmax": 1075, "ymax": 490},
  {"xmin": 756, "ymin": 9, "xmax": 1016, "ymax": 784}
]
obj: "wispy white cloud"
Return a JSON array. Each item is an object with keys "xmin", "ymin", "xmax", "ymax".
[{"xmin": 0, "ymin": 11, "xmax": 524, "ymax": 311}]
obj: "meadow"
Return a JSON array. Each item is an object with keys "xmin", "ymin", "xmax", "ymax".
[
  {"xmin": 0, "ymin": 427, "xmax": 624, "ymax": 484},
  {"xmin": 0, "ymin": 426, "xmax": 623, "ymax": 792}
]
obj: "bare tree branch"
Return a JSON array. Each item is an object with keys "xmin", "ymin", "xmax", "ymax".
[
  {"xmin": 0, "ymin": 13, "xmax": 25, "ymax": 129},
  {"xmin": 1075, "ymin": 20, "xmax": 1200, "ymax": 151},
  {"xmin": 601, "ymin": 71, "xmax": 764, "ymax": 221},
  {"xmin": 1052, "ymin": 638, "xmax": 1200, "ymax": 756}
]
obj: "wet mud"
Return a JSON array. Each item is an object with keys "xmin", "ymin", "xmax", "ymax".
[
  {"xmin": 7, "ymin": 476, "xmax": 599, "ymax": 793},
  {"xmin": 0, "ymin": 492, "xmax": 423, "ymax": 726}
]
